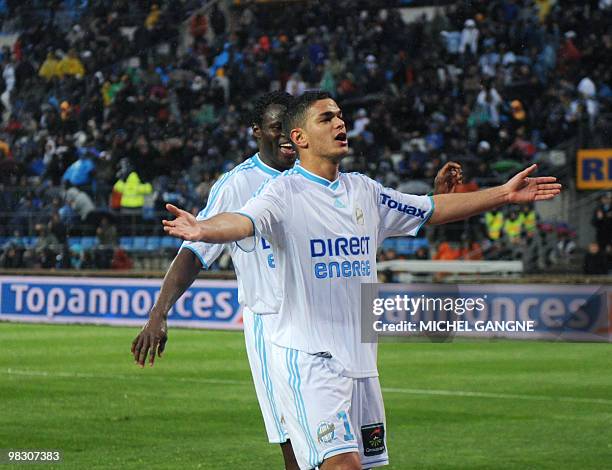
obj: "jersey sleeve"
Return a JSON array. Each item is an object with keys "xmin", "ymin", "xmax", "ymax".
[
  {"xmin": 235, "ymin": 178, "xmax": 287, "ymax": 246},
  {"xmin": 369, "ymin": 178, "xmax": 434, "ymax": 240},
  {"xmin": 181, "ymin": 175, "xmax": 242, "ymax": 269}
]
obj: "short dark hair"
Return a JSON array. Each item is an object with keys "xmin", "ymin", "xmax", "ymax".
[
  {"xmin": 283, "ymin": 90, "xmax": 332, "ymax": 133},
  {"xmin": 250, "ymin": 91, "xmax": 294, "ymax": 127}
]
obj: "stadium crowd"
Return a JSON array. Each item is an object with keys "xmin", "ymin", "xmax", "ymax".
[{"xmin": 0, "ymin": 0, "xmax": 610, "ymax": 272}]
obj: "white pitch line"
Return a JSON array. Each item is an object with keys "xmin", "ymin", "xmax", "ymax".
[
  {"xmin": 4, "ymin": 368, "xmax": 612, "ymax": 407},
  {"xmin": 3, "ymin": 368, "xmax": 249, "ymax": 386},
  {"xmin": 381, "ymin": 387, "xmax": 612, "ymax": 406}
]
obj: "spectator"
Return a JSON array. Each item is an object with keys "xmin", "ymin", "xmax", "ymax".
[
  {"xmin": 476, "ymin": 82, "xmax": 503, "ymax": 127},
  {"xmin": 62, "ymin": 148, "xmax": 96, "ymax": 189},
  {"xmin": 65, "ymin": 186, "xmax": 97, "ymax": 232},
  {"xmin": 111, "ymin": 246, "xmax": 133, "ymax": 270},
  {"xmin": 459, "ymin": 19, "xmax": 479, "ymax": 56},
  {"xmin": 485, "ymin": 209, "xmax": 504, "ymax": 241},
  {"xmin": 502, "ymin": 210, "xmax": 523, "ymax": 245},
  {"xmin": 95, "ymin": 215, "xmax": 117, "ymax": 269},
  {"xmin": 285, "ymin": 73, "xmax": 306, "ymax": 96},
  {"xmin": 592, "ymin": 191, "xmax": 612, "ymax": 253},
  {"xmin": 583, "ymin": 243, "xmax": 609, "ymax": 275},
  {"xmin": 31, "ymin": 223, "xmax": 60, "ymax": 268},
  {"xmin": 113, "ymin": 170, "xmax": 153, "ymax": 235},
  {"xmin": 0, "ymin": 230, "xmax": 25, "ymax": 268},
  {"xmin": 57, "ymin": 49, "xmax": 85, "ymax": 78}
]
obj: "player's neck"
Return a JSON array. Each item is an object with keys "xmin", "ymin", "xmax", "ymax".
[
  {"xmin": 300, "ymin": 156, "xmax": 340, "ymax": 182},
  {"xmin": 258, "ymin": 152, "xmax": 279, "ymax": 171}
]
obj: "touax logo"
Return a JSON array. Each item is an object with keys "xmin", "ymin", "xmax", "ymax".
[{"xmin": 380, "ymin": 194, "xmax": 426, "ymax": 218}]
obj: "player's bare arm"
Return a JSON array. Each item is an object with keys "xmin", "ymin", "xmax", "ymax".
[
  {"xmin": 433, "ymin": 161, "xmax": 463, "ymax": 195},
  {"xmin": 429, "ymin": 164, "xmax": 561, "ymax": 225},
  {"xmin": 131, "ymin": 249, "xmax": 202, "ymax": 367},
  {"xmin": 163, "ymin": 203, "xmax": 254, "ymax": 242}
]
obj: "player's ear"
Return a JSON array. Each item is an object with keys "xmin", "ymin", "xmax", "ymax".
[
  {"xmin": 291, "ymin": 128, "xmax": 307, "ymax": 149},
  {"xmin": 252, "ymin": 124, "xmax": 261, "ymax": 139}
]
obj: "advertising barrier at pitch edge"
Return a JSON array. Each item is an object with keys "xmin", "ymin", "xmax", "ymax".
[{"xmin": 0, "ymin": 277, "xmax": 610, "ymax": 341}]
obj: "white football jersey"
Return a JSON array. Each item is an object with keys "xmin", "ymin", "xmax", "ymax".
[
  {"xmin": 182, "ymin": 153, "xmax": 281, "ymax": 314},
  {"xmin": 238, "ymin": 164, "xmax": 434, "ymax": 377}
]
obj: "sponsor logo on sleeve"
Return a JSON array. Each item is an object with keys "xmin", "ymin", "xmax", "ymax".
[{"xmin": 380, "ymin": 193, "xmax": 426, "ymax": 218}]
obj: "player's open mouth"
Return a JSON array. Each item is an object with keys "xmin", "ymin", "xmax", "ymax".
[
  {"xmin": 335, "ymin": 132, "xmax": 348, "ymax": 146},
  {"xmin": 279, "ymin": 142, "xmax": 296, "ymax": 157}
]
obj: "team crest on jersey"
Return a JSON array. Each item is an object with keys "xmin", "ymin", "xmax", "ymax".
[
  {"xmin": 361, "ymin": 423, "xmax": 385, "ymax": 456},
  {"xmin": 355, "ymin": 206, "xmax": 364, "ymax": 225},
  {"xmin": 317, "ymin": 421, "xmax": 336, "ymax": 443}
]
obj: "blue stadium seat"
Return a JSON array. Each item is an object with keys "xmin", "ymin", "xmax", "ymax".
[
  {"xmin": 161, "ymin": 236, "xmax": 182, "ymax": 250},
  {"xmin": 68, "ymin": 237, "xmax": 80, "ymax": 250},
  {"xmin": 80, "ymin": 236, "xmax": 98, "ymax": 250},
  {"xmin": 146, "ymin": 236, "xmax": 162, "ymax": 251},
  {"xmin": 24, "ymin": 237, "xmax": 37, "ymax": 248},
  {"xmin": 119, "ymin": 237, "xmax": 134, "ymax": 250},
  {"xmin": 382, "ymin": 237, "xmax": 429, "ymax": 256},
  {"xmin": 132, "ymin": 236, "xmax": 148, "ymax": 251}
]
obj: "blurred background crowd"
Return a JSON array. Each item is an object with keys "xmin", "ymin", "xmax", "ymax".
[{"xmin": 0, "ymin": 0, "xmax": 609, "ymax": 274}]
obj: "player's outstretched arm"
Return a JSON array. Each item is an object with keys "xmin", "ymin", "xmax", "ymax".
[
  {"xmin": 429, "ymin": 164, "xmax": 561, "ymax": 225},
  {"xmin": 131, "ymin": 249, "xmax": 202, "ymax": 368},
  {"xmin": 162, "ymin": 204, "xmax": 254, "ymax": 242},
  {"xmin": 433, "ymin": 161, "xmax": 463, "ymax": 195}
]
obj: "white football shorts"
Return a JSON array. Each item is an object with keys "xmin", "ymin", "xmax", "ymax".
[
  {"xmin": 243, "ymin": 307, "xmax": 289, "ymax": 444},
  {"xmin": 269, "ymin": 343, "xmax": 389, "ymax": 469}
]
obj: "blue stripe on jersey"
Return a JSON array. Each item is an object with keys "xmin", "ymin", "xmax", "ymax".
[
  {"xmin": 294, "ymin": 164, "xmax": 339, "ymax": 188},
  {"xmin": 416, "ymin": 194, "xmax": 435, "ymax": 234},
  {"xmin": 180, "ymin": 244, "xmax": 210, "ymax": 270},
  {"xmin": 233, "ymin": 211, "xmax": 257, "ymax": 253},
  {"xmin": 198, "ymin": 159, "xmax": 256, "ymax": 218},
  {"xmin": 254, "ymin": 314, "xmax": 286, "ymax": 443},
  {"xmin": 252, "ymin": 153, "xmax": 281, "ymax": 177}
]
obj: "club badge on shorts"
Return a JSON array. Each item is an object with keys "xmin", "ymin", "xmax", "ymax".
[
  {"xmin": 317, "ymin": 421, "xmax": 336, "ymax": 444},
  {"xmin": 361, "ymin": 423, "xmax": 385, "ymax": 456}
]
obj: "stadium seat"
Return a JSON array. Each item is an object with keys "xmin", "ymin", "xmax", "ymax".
[
  {"xmin": 146, "ymin": 236, "xmax": 163, "ymax": 251},
  {"xmin": 131, "ymin": 236, "xmax": 148, "ymax": 251},
  {"xmin": 119, "ymin": 237, "xmax": 134, "ymax": 251},
  {"xmin": 80, "ymin": 237, "xmax": 98, "ymax": 250},
  {"xmin": 161, "ymin": 236, "xmax": 182, "ymax": 250}
]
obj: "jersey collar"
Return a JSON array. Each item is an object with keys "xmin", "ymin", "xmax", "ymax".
[
  {"xmin": 252, "ymin": 153, "xmax": 281, "ymax": 176},
  {"xmin": 295, "ymin": 164, "xmax": 341, "ymax": 190}
]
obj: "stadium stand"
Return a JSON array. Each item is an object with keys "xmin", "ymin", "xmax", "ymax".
[{"xmin": 0, "ymin": 0, "xmax": 609, "ymax": 274}]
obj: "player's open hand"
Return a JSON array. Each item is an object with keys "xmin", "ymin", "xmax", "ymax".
[
  {"xmin": 434, "ymin": 161, "xmax": 463, "ymax": 194},
  {"xmin": 163, "ymin": 204, "xmax": 202, "ymax": 241},
  {"xmin": 504, "ymin": 164, "xmax": 562, "ymax": 204},
  {"xmin": 131, "ymin": 315, "xmax": 168, "ymax": 367}
]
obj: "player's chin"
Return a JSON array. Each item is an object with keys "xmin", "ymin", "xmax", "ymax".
[
  {"xmin": 278, "ymin": 152, "xmax": 297, "ymax": 167},
  {"xmin": 332, "ymin": 146, "xmax": 349, "ymax": 158}
]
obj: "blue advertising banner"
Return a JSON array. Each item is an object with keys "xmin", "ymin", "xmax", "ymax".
[
  {"xmin": 361, "ymin": 284, "xmax": 612, "ymax": 342},
  {"xmin": 2, "ymin": 278, "xmax": 611, "ymax": 341},
  {"xmin": 0, "ymin": 276, "xmax": 242, "ymax": 329}
]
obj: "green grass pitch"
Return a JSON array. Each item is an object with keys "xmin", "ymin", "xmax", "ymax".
[{"xmin": 1, "ymin": 322, "xmax": 611, "ymax": 469}]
